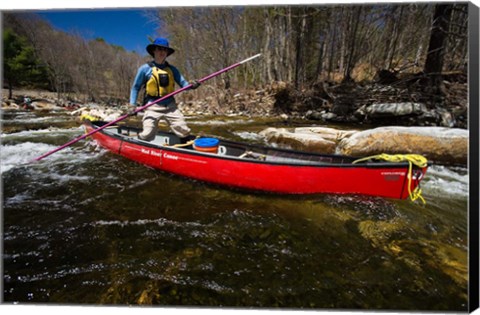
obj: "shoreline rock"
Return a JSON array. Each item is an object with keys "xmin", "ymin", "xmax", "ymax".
[
  {"xmin": 338, "ymin": 126, "xmax": 468, "ymax": 165},
  {"xmin": 259, "ymin": 128, "xmax": 337, "ymax": 154},
  {"xmin": 260, "ymin": 126, "xmax": 468, "ymax": 166}
]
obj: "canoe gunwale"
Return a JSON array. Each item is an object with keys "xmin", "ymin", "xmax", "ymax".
[
  {"xmin": 86, "ymin": 121, "xmax": 432, "ymax": 169},
  {"xmin": 91, "ymin": 121, "xmax": 426, "ymax": 170}
]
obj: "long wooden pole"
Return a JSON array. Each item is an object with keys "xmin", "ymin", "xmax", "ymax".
[{"xmin": 31, "ymin": 54, "xmax": 262, "ymax": 162}]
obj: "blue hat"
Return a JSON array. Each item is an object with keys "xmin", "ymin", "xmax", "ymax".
[{"xmin": 146, "ymin": 37, "xmax": 175, "ymax": 57}]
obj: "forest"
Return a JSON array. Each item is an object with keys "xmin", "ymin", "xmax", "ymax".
[{"xmin": 2, "ymin": 3, "xmax": 470, "ymax": 115}]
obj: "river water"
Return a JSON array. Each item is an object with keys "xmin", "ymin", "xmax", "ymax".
[{"xmin": 1, "ymin": 109, "xmax": 470, "ymax": 311}]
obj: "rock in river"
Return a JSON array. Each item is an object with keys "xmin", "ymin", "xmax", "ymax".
[
  {"xmin": 357, "ymin": 102, "xmax": 427, "ymax": 117},
  {"xmin": 294, "ymin": 127, "xmax": 358, "ymax": 142},
  {"xmin": 259, "ymin": 127, "xmax": 337, "ymax": 154},
  {"xmin": 338, "ymin": 126, "xmax": 468, "ymax": 165},
  {"xmin": 260, "ymin": 126, "xmax": 468, "ymax": 165}
]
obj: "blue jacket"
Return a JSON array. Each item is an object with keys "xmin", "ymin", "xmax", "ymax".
[{"xmin": 129, "ymin": 61, "xmax": 189, "ymax": 106}]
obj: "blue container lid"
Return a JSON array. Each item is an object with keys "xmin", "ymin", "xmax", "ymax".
[{"xmin": 194, "ymin": 137, "xmax": 219, "ymax": 148}]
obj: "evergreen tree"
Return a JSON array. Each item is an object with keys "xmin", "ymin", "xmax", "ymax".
[{"xmin": 3, "ymin": 28, "xmax": 44, "ymax": 99}]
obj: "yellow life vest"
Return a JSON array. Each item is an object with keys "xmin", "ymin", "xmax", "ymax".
[{"xmin": 146, "ymin": 63, "xmax": 175, "ymax": 97}]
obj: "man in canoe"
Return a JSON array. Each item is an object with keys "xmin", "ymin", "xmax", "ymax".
[{"xmin": 129, "ymin": 37, "xmax": 200, "ymax": 143}]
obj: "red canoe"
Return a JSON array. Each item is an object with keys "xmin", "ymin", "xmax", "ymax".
[{"xmin": 84, "ymin": 120, "xmax": 428, "ymax": 200}]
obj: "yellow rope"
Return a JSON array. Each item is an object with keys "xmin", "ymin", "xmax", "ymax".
[
  {"xmin": 80, "ymin": 113, "xmax": 102, "ymax": 121},
  {"xmin": 353, "ymin": 154, "xmax": 428, "ymax": 204}
]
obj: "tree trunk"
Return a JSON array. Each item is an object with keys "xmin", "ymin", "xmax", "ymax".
[
  {"xmin": 343, "ymin": 6, "xmax": 362, "ymax": 82},
  {"xmin": 294, "ymin": 8, "xmax": 307, "ymax": 88},
  {"xmin": 8, "ymin": 82, "xmax": 13, "ymax": 100},
  {"xmin": 387, "ymin": 6, "xmax": 404, "ymax": 69},
  {"xmin": 316, "ymin": 40, "xmax": 325, "ymax": 81},
  {"xmin": 327, "ymin": 9, "xmax": 339, "ymax": 81},
  {"xmin": 423, "ymin": 4, "xmax": 453, "ymax": 103},
  {"xmin": 286, "ymin": 8, "xmax": 294, "ymax": 83},
  {"xmin": 424, "ymin": 4, "xmax": 453, "ymax": 77},
  {"xmin": 263, "ymin": 9, "xmax": 273, "ymax": 83}
]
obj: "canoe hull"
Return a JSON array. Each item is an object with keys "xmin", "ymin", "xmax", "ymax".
[{"xmin": 85, "ymin": 122, "xmax": 427, "ymax": 199}]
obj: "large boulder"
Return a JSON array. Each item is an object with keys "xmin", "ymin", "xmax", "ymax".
[
  {"xmin": 259, "ymin": 126, "xmax": 468, "ymax": 165},
  {"xmin": 31, "ymin": 100, "xmax": 59, "ymax": 110},
  {"xmin": 79, "ymin": 106, "xmax": 123, "ymax": 122},
  {"xmin": 2, "ymin": 101, "xmax": 19, "ymax": 109},
  {"xmin": 337, "ymin": 126, "xmax": 468, "ymax": 165},
  {"xmin": 294, "ymin": 127, "xmax": 358, "ymax": 142},
  {"xmin": 259, "ymin": 127, "xmax": 336, "ymax": 154},
  {"xmin": 357, "ymin": 102, "xmax": 427, "ymax": 117}
]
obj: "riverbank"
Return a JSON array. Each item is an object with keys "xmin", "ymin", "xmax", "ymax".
[
  {"xmin": 2, "ymin": 78, "xmax": 469, "ymax": 166},
  {"xmin": 2, "ymin": 74, "xmax": 469, "ymax": 128}
]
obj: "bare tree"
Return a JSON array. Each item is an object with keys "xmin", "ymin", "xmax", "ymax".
[
  {"xmin": 424, "ymin": 4, "xmax": 454, "ymax": 74},
  {"xmin": 4, "ymin": 3, "xmax": 469, "ymax": 106},
  {"xmin": 423, "ymin": 3, "xmax": 454, "ymax": 99}
]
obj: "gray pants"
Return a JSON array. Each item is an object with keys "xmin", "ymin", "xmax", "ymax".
[{"xmin": 138, "ymin": 101, "xmax": 190, "ymax": 141}]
